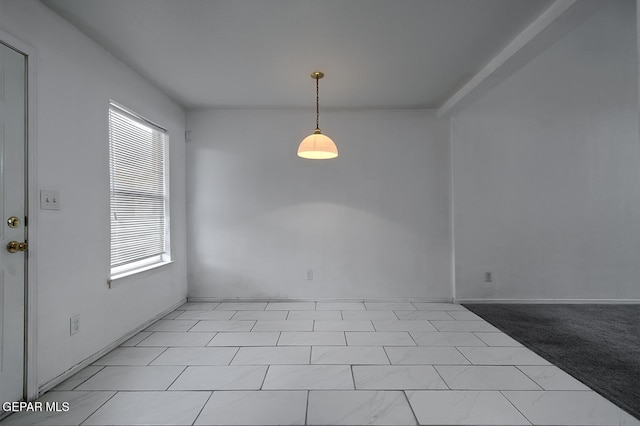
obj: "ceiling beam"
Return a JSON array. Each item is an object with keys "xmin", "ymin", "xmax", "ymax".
[{"xmin": 437, "ymin": 0, "xmax": 606, "ymax": 118}]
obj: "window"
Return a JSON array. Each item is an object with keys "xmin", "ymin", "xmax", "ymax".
[{"xmin": 108, "ymin": 102, "xmax": 170, "ymax": 280}]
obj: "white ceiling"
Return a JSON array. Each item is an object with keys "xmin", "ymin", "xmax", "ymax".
[{"xmin": 41, "ymin": 0, "xmax": 554, "ymax": 109}]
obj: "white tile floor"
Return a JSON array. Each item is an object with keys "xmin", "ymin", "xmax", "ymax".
[{"xmin": 3, "ymin": 301, "xmax": 639, "ymax": 426}]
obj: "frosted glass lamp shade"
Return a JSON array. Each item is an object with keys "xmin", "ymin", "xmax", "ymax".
[{"xmin": 297, "ymin": 132, "xmax": 338, "ymax": 159}]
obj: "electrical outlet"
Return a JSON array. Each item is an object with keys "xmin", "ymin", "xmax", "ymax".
[
  {"xmin": 485, "ymin": 272, "xmax": 492, "ymax": 283},
  {"xmin": 70, "ymin": 315, "xmax": 80, "ymax": 335},
  {"xmin": 306, "ymin": 268, "xmax": 313, "ymax": 280}
]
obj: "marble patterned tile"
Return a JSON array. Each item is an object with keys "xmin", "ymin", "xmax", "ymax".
[
  {"xmin": 262, "ymin": 365, "xmax": 354, "ymax": 389},
  {"xmin": 83, "ymin": 391, "xmax": 210, "ymax": 425},
  {"xmin": 457, "ymin": 347, "xmax": 551, "ymax": 365},
  {"xmin": 314, "ymin": 320, "xmax": 374, "ymax": 331},
  {"xmin": 214, "ymin": 302, "xmax": 267, "ymax": 311},
  {"xmin": 190, "ymin": 320, "xmax": 256, "ymax": 332},
  {"xmin": 265, "ymin": 302, "xmax": 316, "ymax": 310},
  {"xmin": 53, "ymin": 366, "xmax": 104, "ymax": 390},
  {"xmin": 92, "ymin": 347, "xmax": 166, "ymax": 366},
  {"xmin": 395, "ymin": 310, "xmax": 454, "ymax": 320},
  {"xmin": 412, "ymin": 302, "xmax": 467, "ymax": 311},
  {"xmin": 365, "ymin": 302, "xmax": 417, "ymax": 311},
  {"xmin": 517, "ymin": 366, "xmax": 590, "ymax": 390},
  {"xmin": 169, "ymin": 365, "xmax": 268, "ymax": 390},
  {"xmin": 287, "ymin": 310, "xmax": 342, "ymax": 320},
  {"xmin": 120, "ymin": 331, "xmax": 153, "ymax": 347},
  {"xmin": 207, "ymin": 332, "xmax": 280, "ymax": 347},
  {"xmin": 435, "ymin": 365, "xmax": 542, "ymax": 390},
  {"xmin": 0, "ymin": 391, "xmax": 116, "ymax": 426},
  {"xmin": 76, "ymin": 366, "xmax": 185, "ymax": 390},
  {"xmin": 150, "ymin": 347, "xmax": 238, "ymax": 365},
  {"xmin": 346, "ymin": 331, "xmax": 415, "ymax": 346},
  {"xmin": 316, "ymin": 302, "xmax": 366, "ymax": 311},
  {"xmin": 252, "ymin": 320, "xmax": 313, "ymax": 331},
  {"xmin": 410, "ymin": 331, "xmax": 487, "ymax": 347},
  {"xmin": 407, "ymin": 390, "xmax": 530, "ymax": 425},
  {"xmin": 503, "ymin": 390, "xmax": 640, "ymax": 425},
  {"xmin": 231, "ymin": 310, "xmax": 287, "ymax": 320},
  {"xmin": 307, "ymin": 390, "xmax": 417, "ymax": 425},
  {"xmin": 342, "ymin": 310, "xmax": 398, "ymax": 320},
  {"xmin": 373, "ymin": 320, "xmax": 437, "ymax": 332},
  {"xmin": 278, "ymin": 331, "xmax": 346, "ymax": 346},
  {"xmin": 385, "ymin": 347, "xmax": 469, "ymax": 365},
  {"xmin": 144, "ymin": 319, "xmax": 198, "ymax": 332},
  {"xmin": 178, "ymin": 302, "xmax": 219, "ymax": 311},
  {"xmin": 474, "ymin": 332, "xmax": 523, "ymax": 347},
  {"xmin": 137, "ymin": 331, "xmax": 215, "ymax": 347},
  {"xmin": 174, "ymin": 310, "xmax": 235, "ymax": 320},
  {"xmin": 430, "ymin": 320, "xmax": 501, "ymax": 332},
  {"xmin": 311, "ymin": 346, "xmax": 389, "ymax": 365},
  {"xmin": 194, "ymin": 391, "xmax": 307, "ymax": 425},
  {"xmin": 353, "ymin": 365, "xmax": 448, "ymax": 390},
  {"xmin": 231, "ymin": 346, "xmax": 310, "ymax": 365}
]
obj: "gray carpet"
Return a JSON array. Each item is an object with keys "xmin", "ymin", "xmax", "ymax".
[{"xmin": 463, "ymin": 304, "xmax": 640, "ymax": 420}]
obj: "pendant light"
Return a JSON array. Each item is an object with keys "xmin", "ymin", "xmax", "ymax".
[{"xmin": 297, "ymin": 71, "xmax": 338, "ymax": 159}]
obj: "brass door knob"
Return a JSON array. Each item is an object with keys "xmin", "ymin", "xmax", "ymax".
[
  {"xmin": 7, "ymin": 216, "xmax": 20, "ymax": 228},
  {"xmin": 7, "ymin": 241, "xmax": 28, "ymax": 253}
]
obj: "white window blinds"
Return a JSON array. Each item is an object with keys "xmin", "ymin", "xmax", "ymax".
[{"xmin": 109, "ymin": 103, "xmax": 170, "ymax": 276}]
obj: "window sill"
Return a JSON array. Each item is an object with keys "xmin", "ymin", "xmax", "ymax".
[{"xmin": 108, "ymin": 260, "xmax": 174, "ymax": 289}]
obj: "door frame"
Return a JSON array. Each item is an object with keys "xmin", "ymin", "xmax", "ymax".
[{"xmin": 0, "ymin": 28, "xmax": 39, "ymax": 402}]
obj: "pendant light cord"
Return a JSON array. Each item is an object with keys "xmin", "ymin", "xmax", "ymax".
[{"xmin": 315, "ymin": 76, "xmax": 320, "ymax": 131}]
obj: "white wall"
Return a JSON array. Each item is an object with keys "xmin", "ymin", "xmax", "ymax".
[
  {"xmin": 452, "ymin": 0, "xmax": 640, "ymax": 301},
  {"xmin": 0, "ymin": 0, "xmax": 187, "ymax": 387},
  {"xmin": 186, "ymin": 109, "xmax": 451, "ymax": 300}
]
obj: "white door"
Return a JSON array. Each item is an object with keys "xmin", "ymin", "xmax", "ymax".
[{"xmin": 0, "ymin": 41, "xmax": 27, "ymax": 405}]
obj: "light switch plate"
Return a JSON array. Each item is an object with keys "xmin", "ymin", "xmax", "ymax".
[{"xmin": 40, "ymin": 190, "xmax": 60, "ymax": 210}]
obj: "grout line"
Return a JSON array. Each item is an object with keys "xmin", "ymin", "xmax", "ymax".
[
  {"xmin": 165, "ymin": 365, "xmax": 188, "ymax": 390},
  {"xmin": 499, "ymin": 390, "xmax": 534, "ymax": 425},
  {"xmin": 190, "ymin": 391, "xmax": 214, "ymax": 426},
  {"xmin": 147, "ymin": 347, "xmax": 169, "ymax": 365},
  {"xmin": 258, "ymin": 365, "xmax": 270, "ymax": 390},
  {"xmin": 408, "ymin": 331, "xmax": 419, "ymax": 347},
  {"xmin": 402, "ymin": 390, "xmax": 421, "ymax": 426},
  {"xmin": 203, "ymin": 332, "xmax": 217, "ymax": 346},
  {"xmin": 66, "ymin": 365, "xmax": 105, "ymax": 391},
  {"xmin": 227, "ymin": 346, "xmax": 241, "ymax": 366},
  {"xmin": 134, "ymin": 331, "xmax": 155, "ymax": 346},
  {"xmin": 77, "ymin": 389, "xmax": 119, "ymax": 425},
  {"xmin": 454, "ymin": 346, "xmax": 473, "ymax": 365},
  {"xmin": 304, "ymin": 390, "xmax": 310, "ymax": 425},
  {"xmin": 382, "ymin": 346, "xmax": 393, "ymax": 365},
  {"xmin": 186, "ymin": 320, "xmax": 199, "ymax": 332},
  {"xmin": 350, "ymin": 364, "xmax": 357, "ymax": 390},
  {"xmin": 514, "ymin": 366, "xmax": 545, "ymax": 390},
  {"xmin": 432, "ymin": 365, "xmax": 452, "ymax": 390}
]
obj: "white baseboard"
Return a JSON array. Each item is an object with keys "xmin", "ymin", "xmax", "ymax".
[
  {"xmin": 38, "ymin": 298, "xmax": 186, "ymax": 395},
  {"xmin": 455, "ymin": 298, "xmax": 640, "ymax": 304},
  {"xmin": 187, "ymin": 297, "xmax": 455, "ymax": 303}
]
